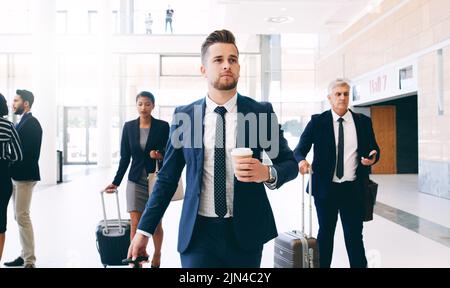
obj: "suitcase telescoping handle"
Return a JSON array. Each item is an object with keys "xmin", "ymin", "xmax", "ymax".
[
  {"xmin": 100, "ymin": 189, "xmax": 124, "ymax": 235},
  {"xmin": 301, "ymin": 167, "xmax": 313, "ymax": 237}
]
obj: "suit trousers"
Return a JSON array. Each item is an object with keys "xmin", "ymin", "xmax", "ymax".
[
  {"xmin": 12, "ymin": 180, "xmax": 37, "ymax": 265},
  {"xmin": 180, "ymin": 215, "xmax": 263, "ymax": 268},
  {"xmin": 314, "ymin": 181, "xmax": 367, "ymax": 268}
]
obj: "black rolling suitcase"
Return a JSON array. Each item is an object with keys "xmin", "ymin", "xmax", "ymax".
[
  {"xmin": 96, "ymin": 189, "xmax": 131, "ymax": 268},
  {"xmin": 274, "ymin": 169, "xmax": 319, "ymax": 268}
]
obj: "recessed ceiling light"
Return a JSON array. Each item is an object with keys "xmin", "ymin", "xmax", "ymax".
[{"xmin": 265, "ymin": 16, "xmax": 294, "ymax": 24}]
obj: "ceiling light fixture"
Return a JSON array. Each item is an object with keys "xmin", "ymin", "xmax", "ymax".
[{"xmin": 265, "ymin": 16, "xmax": 294, "ymax": 24}]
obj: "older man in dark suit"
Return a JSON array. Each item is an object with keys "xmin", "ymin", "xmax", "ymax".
[{"xmin": 294, "ymin": 79, "xmax": 380, "ymax": 268}]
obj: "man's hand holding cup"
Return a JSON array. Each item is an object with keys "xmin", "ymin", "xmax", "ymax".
[{"xmin": 231, "ymin": 148, "xmax": 270, "ymax": 183}]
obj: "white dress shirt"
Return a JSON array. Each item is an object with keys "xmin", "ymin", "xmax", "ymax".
[
  {"xmin": 331, "ymin": 109, "xmax": 358, "ymax": 183},
  {"xmin": 198, "ymin": 94, "xmax": 238, "ymax": 218}
]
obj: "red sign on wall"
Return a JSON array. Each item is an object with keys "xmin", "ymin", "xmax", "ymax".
[{"xmin": 369, "ymin": 75, "xmax": 387, "ymax": 95}]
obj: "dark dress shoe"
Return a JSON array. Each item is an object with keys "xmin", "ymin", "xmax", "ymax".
[{"xmin": 4, "ymin": 257, "xmax": 24, "ymax": 267}]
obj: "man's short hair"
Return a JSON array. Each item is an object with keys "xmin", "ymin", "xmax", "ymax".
[
  {"xmin": 201, "ymin": 29, "xmax": 239, "ymax": 64},
  {"xmin": 328, "ymin": 78, "xmax": 351, "ymax": 95},
  {"xmin": 16, "ymin": 89, "xmax": 35, "ymax": 107},
  {"xmin": 136, "ymin": 91, "xmax": 155, "ymax": 104},
  {"xmin": 0, "ymin": 93, "xmax": 8, "ymax": 117}
]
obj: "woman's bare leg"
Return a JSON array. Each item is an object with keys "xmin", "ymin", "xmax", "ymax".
[
  {"xmin": 151, "ymin": 222, "xmax": 163, "ymax": 267},
  {"xmin": 0, "ymin": 233, "xmax": 5, "ymax": 261},
  {"xmin": 129, "ymin": 211, "xmax": 142, "ymax": 241}
]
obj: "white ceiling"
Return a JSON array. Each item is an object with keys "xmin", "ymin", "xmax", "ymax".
[{"xmin": 209, "ymin": 0, "xmax": 383, "ymax": 35}]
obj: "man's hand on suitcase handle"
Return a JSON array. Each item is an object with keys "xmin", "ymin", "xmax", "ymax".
[
  {"xmin": 127, "ymin": 233, "xmax": 150, "ymax": 267},
  {"xmin": 298, "ymin": 160, "xmax": 311, "ymax": 175},
  {"xmin": 122, "ymin": 256, "xmax": 149, "ymax": 268}
]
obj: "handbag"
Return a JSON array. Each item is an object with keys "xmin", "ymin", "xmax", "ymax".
[
  {"xmin": 148, "ymin": 160, "xmax": 184, "ymax": 202},
  {"xmin": 362, "ymin": 178, "xmax": 378, "ymax": 222}
]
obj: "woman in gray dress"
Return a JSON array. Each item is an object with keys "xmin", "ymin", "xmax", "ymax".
[{"xmin": 105, "ymin": 91, "xmax": 169, "ymax": 268}]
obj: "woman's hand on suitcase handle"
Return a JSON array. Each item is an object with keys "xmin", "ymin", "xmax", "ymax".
[
  {"xmin": 298, "ymin": 160, "xmax": 310, "ymax": 175},
  {"xmin": 105, "ymin": 184, "xmax": 118, "ymax": 193},
  {"xmin": 127, "ymin": 233, "xmax": 149, "ymax": 267}
]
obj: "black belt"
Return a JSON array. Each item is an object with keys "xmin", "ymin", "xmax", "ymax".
[{"xmin": 331, "ymin": 180, "xmax": 357, "ymax": 186}]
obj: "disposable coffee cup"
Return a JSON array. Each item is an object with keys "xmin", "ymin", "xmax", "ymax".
[
  {"xmin": 231, "ymin": 148, "xmax": 253, "ymax": 160},
  {"xmin": 231, "ymin": 148, "xmax": 253, "ymax": 176}
]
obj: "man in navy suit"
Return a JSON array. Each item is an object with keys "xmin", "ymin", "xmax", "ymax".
[
  {"xmin": 293, "ymin": 79, "xmax": 380, "ymax": 268},
  {"xmin": 127, "ymin": 30, "xmax": 298, "ymax": 268},
  {"xmin": 4, "ymin": 89, "xmax": 42, "ymax": 268}
]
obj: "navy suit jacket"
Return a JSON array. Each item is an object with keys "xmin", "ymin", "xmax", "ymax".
[
  {"xmin": 113, "ymin": 117, "xmax": 170, "ymax": 186},
  {"xmin": 293, "ymin": 109, "xmax": 380, "ymax": 200},
  {"xmin": 11, "ymin": 112, "xmax": 42, "ymax": 181},
  {"xmin": 138, "ymin": 94, "xmax": 298, "ymax": 253}
]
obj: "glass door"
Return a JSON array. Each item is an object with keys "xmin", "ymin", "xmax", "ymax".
[{"xmin": 64, "ymin": 107, "xmax": 97, "ymax": 164}]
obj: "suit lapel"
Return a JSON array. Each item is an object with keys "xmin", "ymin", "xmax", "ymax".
[
  {"xmin": 17, "ymin": 112, "xmax": 31, "ymax": 130},
  {"xmin": 195, "ymin": 98, "xmax": 206, "ymax": 192},
  {"xmin": 351, "ymin": 110, "xmax": 362, "ymax": 157},
  {"xmin": 324, "ymin": 110, "xmax": 337, "ymax": 167},
  {"xmin": 144, "ymin": 117, "xmax": 157, "ymax": 152},
  {"xmin": 134, "ymin": 117, "xmax": 141, "ymax": 151},
  {"xmin": 325, "ymin": 110, "xmax": 335, "ymax": 145},
  {"xmin": 235, "ymin": 95, "xmax": 256, "ymax": 192},
  {"xmin": 237, "ymin": 94, "xmax": 250, "ymax": 148}
]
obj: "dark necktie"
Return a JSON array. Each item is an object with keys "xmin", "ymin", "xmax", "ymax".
[
  {"xmin": 336, "ymin": 117, "xmax": 344, "ymax": 179},
  {"xmin": 214, "ymin": 106, "xmax": 227, "ymax": 217}
]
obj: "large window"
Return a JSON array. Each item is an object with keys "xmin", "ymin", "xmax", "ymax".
[
  {"xmin": 161, "ymin": 56, "xmax": 201, "ymax": 76},
  {"xmin": 0, "ymin": 54, "xmax": 32, "ymax": 110},
  {"xmin": 87, "ymin": 10, "xmax": 98, "ymax": 34},
  {"xmin": 56, "ymin": 10, "xmax": 68, "ymax": 34},
  {"xmin": 0, "ymin": 0, "xmax": 31, "ymax": 34},
  {"xmin": 55, "ymin": 0, "xmax": 120, "ymax": 34},
  {"xmin": 0, "ymin": 55, "xmax": 7, "ymax": 95}
]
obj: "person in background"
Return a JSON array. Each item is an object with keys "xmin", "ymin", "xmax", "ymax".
[
  {"xmin": 4, "ymin": 90, "xmax": 42, "ymax": 268},
  {"xmin": 293, "ymin": 79, "xmax": 380, "ymax": 268},
  {"xmin": 105, "ymin": 91, "xmax": 169, "ymax": 268},
  {"xmin": 165, "ymin": 5, "xmax": 174, "ymax": 33},
  {"xmin": 0, "ymin": 93, "xmax": 23, "ymax": 265},
  {"xmin": 145, "ymin": 13, "xmax": 153, "ymax": 35}
]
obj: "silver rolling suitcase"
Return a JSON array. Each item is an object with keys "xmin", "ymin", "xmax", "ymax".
[{"xmin": 274, "ymin": 168, "xmax": 319, "ymax": 268}]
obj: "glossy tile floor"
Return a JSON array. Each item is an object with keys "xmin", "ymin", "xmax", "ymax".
[{"xmin": 2, "ymin": 167, "xmax": 449, "ymax": 268}]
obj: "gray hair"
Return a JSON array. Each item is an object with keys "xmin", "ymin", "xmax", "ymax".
[{"xmin": 328, "ymin": 78, "xmax": 351, "ymax": 95}]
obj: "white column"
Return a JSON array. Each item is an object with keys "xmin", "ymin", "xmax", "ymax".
[
  {"xmin": 120, "ymin": 0, "xmax": 134, "ymax": 34},
  {"xmin": 31, "ymin": 0, "xmax": 57, "ymax": 185},
  {"xmin": 247, "ymin": 55, "xmax": 257, "ymax": 100},
  {"xmin": 97, "ymin": 0, "xmax": 113, "ymax": 168}
]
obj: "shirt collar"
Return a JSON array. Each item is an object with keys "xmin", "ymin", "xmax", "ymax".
[
  {"xmin": 331, "ymin": 109, "xmax": 352, "ymax": 123},
  {"xmin": 205, "ymin": 93, "xmax": 238, "ymax": 113},
  {"xmin": 19, "ymin": 112, "xmax": 31, "ymax": 120}
]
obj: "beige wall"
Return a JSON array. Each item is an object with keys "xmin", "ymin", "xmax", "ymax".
[
  {"xmin": 318, "ymin": 0, "xmax": 450, "ymax": 163},
  {"xmin": 318, "ymin": 0, "xmax": 450, "ymax": 85}
]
